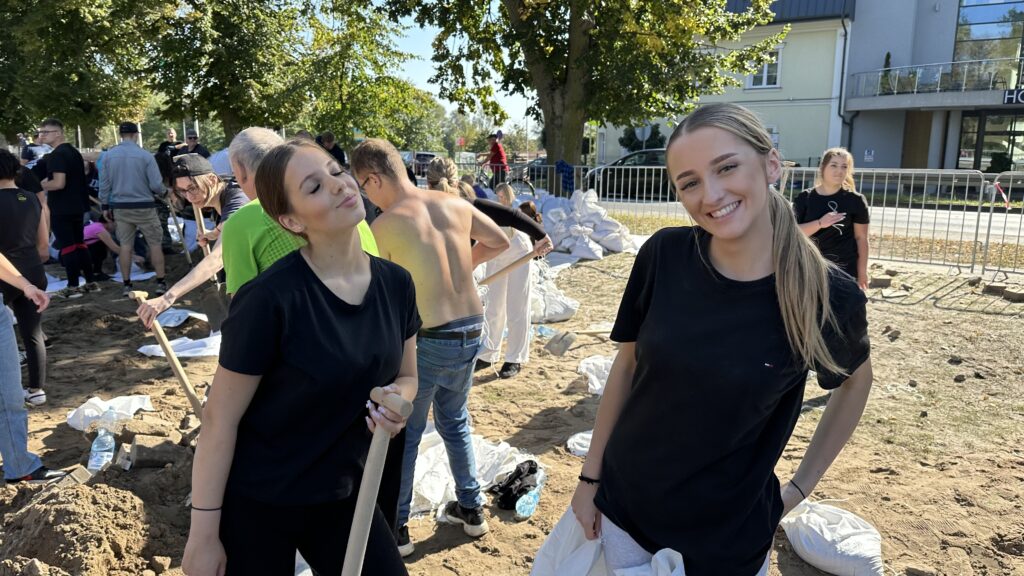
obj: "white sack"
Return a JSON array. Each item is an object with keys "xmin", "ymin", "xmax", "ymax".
[
  {"xmin": 578, "ymin": 354, "xmax": 615, "ymax": 395},
  {"xmin": 567, "ymin": 430, "xmax": 592, "ymax": 457},
  {"xmin": 66, "ymin": 395, "xmax": 155, "ymax": 431},
  {"xmin": 780, "ymin": 501, "xmax": 885, "ymax": 576},
  {"xmin": 138, "ymin": 333, "xmax": 222, "ymax": 358},
  {"xmin": 156, "ymin": 307, "xmax": 209, "ymax": 328}
]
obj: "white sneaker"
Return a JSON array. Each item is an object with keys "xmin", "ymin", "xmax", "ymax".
[{"xmin": 24, "ymin": 388, "xmax": 47, "ymax": 406}]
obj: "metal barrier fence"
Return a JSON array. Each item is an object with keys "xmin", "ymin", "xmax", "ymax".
[{"xmin": 454, "ymin": 162, "xmax": 1023, "ymax": 277}]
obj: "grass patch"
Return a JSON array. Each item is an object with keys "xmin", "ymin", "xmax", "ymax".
[{"xmin": 607, "ymin": 211, "xmax": 692, "ymax": 235}]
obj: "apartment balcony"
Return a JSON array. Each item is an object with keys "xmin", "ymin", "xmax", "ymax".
[{"xmin": 845, "ymin": 57, "xmax": 1024, "ymax": 111}]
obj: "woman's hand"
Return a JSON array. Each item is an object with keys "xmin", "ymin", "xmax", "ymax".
[
  {"xmin": 365, "ymin": 384, "xmax": 409, "ymax": 438},
  {"xmin": 182, "ymin": 534, "xmax": 226, "ymax": 576},
  {"xmin": 198, "ymin": 228, "xmax": 221, "ymax": 247},
  {"xmin": 818, "ymin": 212, "xmax": 845, "ymax": 229},
  {"xmin": 571, "ymin": 480, "xmax": 602, "ymax": 540},
  {"xmin": 857, "ymin": 273, "xmax": 869, "ymax": 291},
  {"xmin": 137, "ymin": 295, "xmax": 173, "ymax": 329},
  {"xmin": 533, "ymin": 235, "xmax": 553, "ymax": 258},
  {"xmin": 22, "ymin": 284, "xmax": 49, "ymax": 312},
  {"xmin": 780, "ymin": 480, "xmax": 807, "ymax": 518}
]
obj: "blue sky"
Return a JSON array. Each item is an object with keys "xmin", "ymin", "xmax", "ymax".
[{"xmin": 394, "ymin": 21, "xmax": 535, "ymax": 126}]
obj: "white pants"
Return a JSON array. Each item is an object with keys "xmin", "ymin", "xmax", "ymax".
[
  {"xmin": 480, "ymin": 231, "xmax": 533, "ymax": 364},
  {"xmin": 602, "ymin": 516, "xmax": 770, "ymax": 575}
]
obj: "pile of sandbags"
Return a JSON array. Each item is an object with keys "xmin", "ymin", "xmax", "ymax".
[
  {"xmin": 535, "ymin": 190, "xmax": 638, "ymax": 260},
  {"xmin": 530, "ymin": 259, "xmax": 580, "ymax": 324}
]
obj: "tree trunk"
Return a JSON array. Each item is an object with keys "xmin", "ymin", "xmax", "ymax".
[{"xmin": 218, "ymin": 108, "xmax": 243, "ymax": 144}]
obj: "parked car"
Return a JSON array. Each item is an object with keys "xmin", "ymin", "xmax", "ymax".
[
  {"xmin": 585, "ymin": 149, "xmax": 671, "ymax": 200},
  {"xmin": 400, "ymin": 151, "xmax": 442, "ymax": 176},
  {"xmin": 511, "ymin": 157, "xmax": 549, "ymax": 182}
]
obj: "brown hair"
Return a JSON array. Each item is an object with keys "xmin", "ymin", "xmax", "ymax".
[
  {"xmin": 349, "ymin": 138, "xmax": 406, "ymax": 183},
  {"xmin": 815, "ymin": 147, "xmax": 857, "ymax": 192},
  {"xmin": 255, "ymin": 138, "xmax": 332, "ymax": 233},
  {"xmin": 519, "ymin": 201, "xmax": 542, "ymax": 225},
  {"xmin": 667, "ymin": 103, "xmax": 842, "ymax": 374}
]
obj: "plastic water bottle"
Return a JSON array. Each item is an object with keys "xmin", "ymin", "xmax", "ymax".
[
  {"xmin": 535, "ymin": 325, "xmax": 557, "ymax": 338},
  {"xmin": 87, "ymin": 410, "xmax": 117, "ymax": 473},
  {"xmin": 515, "ymin": 468, "xmax": 546, "ymax": 520}
]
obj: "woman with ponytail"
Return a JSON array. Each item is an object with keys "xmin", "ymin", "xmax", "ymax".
[
  {"xmin": 793, "ymin": 148, "xmax": 871, "ymax": 289},
  {"xmin": 565, "ymin": 103, "xmax": 873, "ymax": 575}
]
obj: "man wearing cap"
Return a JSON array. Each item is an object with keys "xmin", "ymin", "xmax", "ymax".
[
  {"xmin": 99, "ymin": 122, "xmax": 168, "ymax": 296},
  {"xmin": 478, "ymin": 133, "xmax": 508, "ymax": 191},
  {"xmin": 175, "ymin": 129, "xmax": 211, "ymax": 159}
]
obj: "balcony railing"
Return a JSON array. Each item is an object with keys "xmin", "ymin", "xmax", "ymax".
[{"xmin": 848, "ymin": 57, "xmax": 1024, "ymax": 98}]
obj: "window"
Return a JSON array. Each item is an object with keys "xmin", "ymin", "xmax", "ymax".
[
  {"xmin": 954, "ymin": 1, "xmax": 1024, "ymax": 63},
  {"xmin": 748, "ymin": 50, "xmax": 780, "ymax": 88}
]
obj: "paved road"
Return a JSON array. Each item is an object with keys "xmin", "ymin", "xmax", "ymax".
[{"xmin": 600, "ymin": 200, "xmax": 1024, "ymax": 244}]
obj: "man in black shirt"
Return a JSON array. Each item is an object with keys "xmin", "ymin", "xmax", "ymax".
[
  {"xmin": 175, "ymin": 129, "xmax": 211, "ymax": 159},
  {"xmin": 318, "ymin": 131, "xmax": 348, "ymax": 167},
  {"xmin": 37, "ymin": 118, "xmax": 97, "ymax": 296}
]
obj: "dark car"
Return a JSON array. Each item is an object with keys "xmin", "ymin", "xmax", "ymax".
[
  {"xmin": 400, "ymin": 151, "xmax": 441, "ymax": 176},
  {"xmin": 511, "ymin": 157, "xmax": 550, "ymax": 183},
  {"xmin": 585, "ymin": 149, "xmax": 671, "ymax": 200}
]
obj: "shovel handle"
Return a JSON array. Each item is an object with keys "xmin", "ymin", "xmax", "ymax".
[
  {"xmin": 191, "ymin": 204, "xmax": 220, "ymax": 285},
  {"xmin": 341, "ymin": 387, "xmax": 413, "ymax": 576},
  {"xmin": 129, "ymin": 291, "xmax": 205, "ymax": 421},
  {"xmin": 480, "ymin": 252, "xmax": 534, "ymax": 286}
]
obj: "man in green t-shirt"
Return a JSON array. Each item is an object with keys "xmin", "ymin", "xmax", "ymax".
[{"xmin": 136, "ymin": 128, "xmax": 378, "ymax": 326}]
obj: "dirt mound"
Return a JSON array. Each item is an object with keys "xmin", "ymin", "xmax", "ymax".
[
  {"xmin": 1, "ymin": 484, "xmax": 149, "ymax": 575},
  {"xmin": 0, "ymin": 557, "xmax": 72, "ymax": 576}
]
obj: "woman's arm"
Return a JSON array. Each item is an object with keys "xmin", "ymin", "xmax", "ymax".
[
  {"xmin": 182, "ymin": 365, "xmax": 261, "ymax": 576},
  {"xmin": 36, "ymin": 211, "xmax": 49, "ymax": 262},
  {"xmin": 782, "ymin": 360, "xmax": 873, "ymax": 515},
  {"xmin": 367, "ymin": 336, "xmax": 418, "ymax": 437},
  {"xmin": 572, "ymin": 342, "xmax": 637, "ymax": 539},
  {"xmin": 854, "ymin": 223, "xmax": 870, "ymax": 291},
  {"xmin": 137, "ymin": 242, "xmax": 224, "ymax": 328},
  {"xmin": 0, "ymin": 252, "xmax": 49, "ymax": 313},
  {"xmin": 97, "ymin": 229, "xmax": 122, "ymax": 254},
  {"xmin": 471, "ymin": 198, "xmax": 546, "ymax": 241}
]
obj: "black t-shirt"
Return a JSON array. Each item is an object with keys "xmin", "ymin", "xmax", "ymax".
[
  {"xmin": 215, "ymin": 182, "xmax": 248, "ymax": 225},
  {"xmin": 157, "ymin": 140, "xmax": 183, "ymax": 157},
  {"xmin": 792, "ymin": 188, "xmax": 870, "ymax": 273},
  {"xmin": 0, "ymin": 188, "xmax": 43, "ymax": 272},
  {"xmin": 594, "ymin": 227, "xmax": 870, "ymax": 576},
  {"xmin": 174, "ymin": 143, "xmax": 211, "ymax": 159},
  {"xmin": 219, "ymin": 252, "xmax": 422, "ymax": 505},
  {"xmin": 45, "ymin": 143, "xmax": 89, "ymax": 216},
  {"xmin": 16, "ymin": 169, "xmax": 42, "ymax": 194}
]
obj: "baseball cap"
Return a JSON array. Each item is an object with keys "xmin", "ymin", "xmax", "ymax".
[
  {"xmin": 172, "ymin": 153, "xmax": 214, "ymax": 178},
  {"xmin": 119, "ymin": 122, "xmax": 139, "ymax": 134}
]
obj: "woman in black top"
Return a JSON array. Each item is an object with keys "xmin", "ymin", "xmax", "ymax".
[
  {"xmin": 792, "ymin": 148, "xmax": 871, "ymax": 289},
  {"xmin": 0, "ymin": 150, "xmax": 49, "ymax": 405},
  {"xmin": 182, "ymin": 140, "xmax": 419, "ymax": 576},
  {"xmin": 567, "ymin": 103, "xmax": 873, "ymax": 575}
]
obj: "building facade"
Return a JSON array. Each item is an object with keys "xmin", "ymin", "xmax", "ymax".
[
  {"xmin": 845, "ymin": 0, "xmax": 1024, "ymax": 171},
  {"xmin": 595, "ymin": 0, "xmax": 853, "ymax": 167}
]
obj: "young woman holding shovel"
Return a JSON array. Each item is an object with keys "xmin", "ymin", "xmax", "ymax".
[
  {"xmin": 567, "ymin": 103, "xmax": 873, "ymax": 575},
  {"xmin": 182, "ymin": 139, "xmax": 419, "ymax": 576}
]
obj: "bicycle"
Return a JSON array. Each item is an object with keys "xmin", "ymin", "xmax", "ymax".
[{"xmin": 476, "ymin": 165, "xmax": 536, "ymax": 198}]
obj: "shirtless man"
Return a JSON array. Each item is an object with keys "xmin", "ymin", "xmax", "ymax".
[{"xmin": 351, "ymin": 139, "xmax": 509, "ymax": 557}]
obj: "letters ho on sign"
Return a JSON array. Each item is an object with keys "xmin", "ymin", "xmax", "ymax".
[{"xmin": 1003, "ymin": 89, "xmax": 1024, "ymax": 105}]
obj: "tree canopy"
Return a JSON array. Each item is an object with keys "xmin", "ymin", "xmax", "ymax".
[{"xmin": 387, "ymin": 0, "xmax": 786, "ymax": 167}]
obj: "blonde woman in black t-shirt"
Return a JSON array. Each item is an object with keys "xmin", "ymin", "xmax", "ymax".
[
  {"xmin": 792, "ymin": 148, "xmax": 871, "ymax": 289},
  {"xmin": 562, "ymin": 104, "xmax": 873, "ymax": 576}
]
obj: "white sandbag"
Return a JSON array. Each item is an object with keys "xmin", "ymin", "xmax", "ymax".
[
  {"xmin": 138, "ymin": 333, "xmax": 222, "ymax": 358},
  {"xmin": 530, "ymin": 279, "xmax": 579, "ymax": 323},
  {"xmin": 591, "ymin": 219, "xmax": 639, "ymax": 254},
  {"xmin": 572, "ymin": 189, "xmax": 608, "ymax": 227},
  {"xmin": 567, "ymin": 430, "xmax": 592, "ymax": 457},
  {"xmin": 568, "ymin": 224, "xmax": 604, "ymax": 260},
  {"xmin": 156, "ymin": 307, "xmax": 209, "ymax": 328},
  {"xmin": 411, "ymin": 427, "xmax": 541, "ymax": 519},
  {"xmin": 543, "ymin": 252, "xmax": 580, "ymax": 276},
  {"xmin": 532, "ymin": 509, "xmax": 688, "ymax": 576},
  {"xmin": 578, "ymin": 354, "xmax": 615, "ymax": 395},
  {"xmin": 780, "ymin": 501, "xmax": 885, "ymax": 576},
  {"xmin": 66, "ymin": 395, "xmax": 155, "ymax": 431}
]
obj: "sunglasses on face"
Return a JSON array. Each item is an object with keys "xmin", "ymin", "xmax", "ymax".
[{"xmin": 175, "ymin": 184, "xmax": 202, "ymax": 198}]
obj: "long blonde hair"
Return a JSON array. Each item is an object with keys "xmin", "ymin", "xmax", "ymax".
[
  {"xmin": 668, "ymin": 103, "xmax": 843, "ymax": 374},
  {"xmin": 426, "ymin": 157, "xmax": 461, "ymax": 195},
  {"xmin": 815, "ymin": 147, "xmax": 857, "ymax": 192}
]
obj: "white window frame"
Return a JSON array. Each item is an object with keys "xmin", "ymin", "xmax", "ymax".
[{"xmin": 747, "ymin": 47, "xmax": 782, "ymax": 89}]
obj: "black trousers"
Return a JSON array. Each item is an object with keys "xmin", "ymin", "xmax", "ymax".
[
  {"xmin": 489, "ymin": 169, "xmax": 508, "ymax": 191},
  {"xmin": 0, "ymin": 264, "xmax": 46, "ymax": 390},
  {"xmin": 219, "ymin": 490, "xmax": 408, "ymax": 576},
  {"xmin": 87, "ymin": 242, "xmax": 109, "ymax": 274},
  {"xmin": 50, "ymin": 213, "xmax": 94, "ymax": 286}
]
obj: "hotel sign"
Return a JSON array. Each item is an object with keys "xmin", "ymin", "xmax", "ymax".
[{"xmin": 1003, "ymin": 89, "xmax": 1024, "ymax": 104}]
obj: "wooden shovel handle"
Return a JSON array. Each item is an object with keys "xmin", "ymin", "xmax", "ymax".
[
  {"xmin": 129, "ymin": 291, "xmax": 205, "ymax": 421},
  {"xmin": 191, "ymin": 204, "xmax": 219, "ymax": 285},
  {"xmin": 480, "ymin": 252, "xmax": 534, "ymax": 286},
  {"xmin": 341, "ymin": 387, "xmax": 413, "ymax": 576}
]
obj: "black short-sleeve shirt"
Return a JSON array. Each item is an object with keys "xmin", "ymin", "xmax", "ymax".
[
  {"xmin": 594, "ymin": 227, "xmax": 869, "ymax": 576},
  {"xmin": 792, "ymin": 188, "xmax": 870, "ymax": 274},
  {"xmin": 215, "ymin": 182, "xmax": 248, "ymax": 225},
  {"xmin": 219, "ymin": 252, "xmax": 421, "ymax": 505},
  {"xmin": 0, "ymin": 188, "xmax": 43, "ymax": 272},
  {"xmin": 45, "ymin": 143, "xmax": 89, "ymax": 216}
]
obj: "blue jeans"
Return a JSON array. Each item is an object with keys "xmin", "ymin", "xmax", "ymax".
[
  {"xmin": 0, "ymin": 293, "xmax": 42, "ymax": 480},
  {"xmin": 398, "ymin": 316, "xmax": 484, "ymax": 526}
]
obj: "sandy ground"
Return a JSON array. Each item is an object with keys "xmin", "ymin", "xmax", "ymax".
[{"xmin": 1, "ymin": 249, "xmax": 1023, "ymax": 575}]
